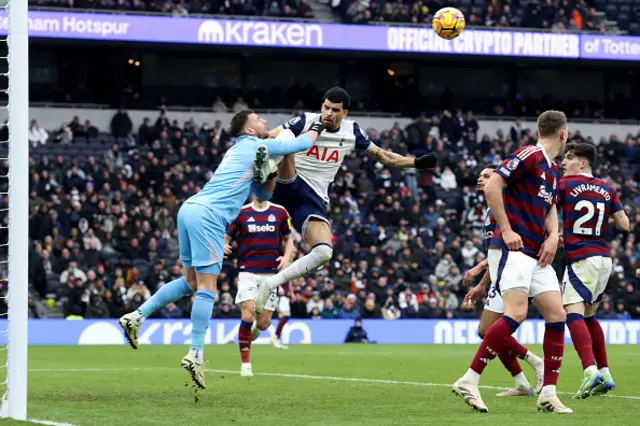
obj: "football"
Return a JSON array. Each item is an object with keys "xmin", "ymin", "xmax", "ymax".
[{"xmin": 432, "ymin": 7, "xmax": 466, "ymax": 40}]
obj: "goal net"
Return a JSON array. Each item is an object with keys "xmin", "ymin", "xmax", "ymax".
[{"xmin": 0, "ymin": 0, "xmax": 29, "ymax": 421}]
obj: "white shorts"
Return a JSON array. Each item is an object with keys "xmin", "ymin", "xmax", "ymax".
[
  {"xmin": 236, "ymin": 272, "xmax": 278, "ymax": 312},
  {"xmin": 562, "ymin": 256, "xmax": 612, "ymax": 306},
  {"xmin": 488, "ymin": 249, "xmax": 560, "ymax": 298},
  {"xmin": 484, "ymin": 282, "xmax": 504, "ymax": 314},
  {"xmin": 277, "ymin": 296, "xmax": 291, "ymax": 314}
]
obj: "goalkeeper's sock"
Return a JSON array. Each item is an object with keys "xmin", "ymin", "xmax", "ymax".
[
  {"xmin": 238, "ymin": 321, "xmax": 253, "ymax": 363},
  {"xmin": 138, "ymin": 277, "xmax": 194, "ymax": 320},
  {"xmin": 190, "ymin": 290, "xmax": 216, "ymax": 364},
  {"xmin": 264, "ymin": 243, "xmax": 332, "ymax": 290}
]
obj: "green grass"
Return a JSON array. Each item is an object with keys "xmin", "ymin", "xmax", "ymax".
[{"xmin": 1, "ymin": 344, "xmax": 639, "ymax": 425}]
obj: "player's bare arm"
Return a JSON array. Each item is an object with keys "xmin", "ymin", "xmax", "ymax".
[
  {"xmin": 484, "ymin": 173, "xmax": 523, "ymax": 250},
  {"xmin": 277, "ymin": 233, "xmax": 295, "ymax": 271},
  {"xmin": 366, "ymin": 144, "xmax": 437, "ymax": 169},
  {"xmin": 538, "ymin": 204, "xmax": 559, "ymax": 268},
  {"xmin": 465, "ymin": 269, "xmax": 491, "ymax": 305},
  {"xmin": 612, "ymin": 210, "xmax": 630, "ymax": 231},
  {"xmin": 463, "ymin": 259, "xmax": 488, "ymax": 286}
]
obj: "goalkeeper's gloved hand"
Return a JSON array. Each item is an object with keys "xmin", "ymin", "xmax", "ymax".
[
  {"xmin": 414, "ymin": 153, "xmax": 438, "ymax": 170},
  {"xmin": 309, "ymin": 122, "xmax": 326, "ymax": 134}
]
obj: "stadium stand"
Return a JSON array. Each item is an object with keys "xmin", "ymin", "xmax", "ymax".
[
  {"xmin": 21, "ymin": 108, "xmax": 640, "ymax": 321},
  {"xmin": 29, "ymin": 0, "xmax": 316, "ymax": 19},
  {"xmin": 33, "ymin": 0, "xmax": 640, "ymax": 35}
]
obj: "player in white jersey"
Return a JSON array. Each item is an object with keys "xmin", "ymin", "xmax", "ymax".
[{"xmin": 253, "ymin": 87, "xmax": 437, "ymax": 313}]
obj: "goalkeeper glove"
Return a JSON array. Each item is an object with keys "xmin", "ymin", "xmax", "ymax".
[
  {"xmin": 414, "ymin": 153, "xmax": 437, "ymax": 169},
  {"xmin": 308, "ymin": 122, "xmax": 326, "ymax": 134}
]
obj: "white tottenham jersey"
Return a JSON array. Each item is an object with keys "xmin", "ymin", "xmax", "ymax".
[{"xmin": 279, "ymin": 112, "xmax": 373, "ymax": 203}]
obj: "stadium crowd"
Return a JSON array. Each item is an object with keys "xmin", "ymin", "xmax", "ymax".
[
  {"xmin": 34, "ymin": 0, "xmax": 628, "ymax": 33},
  {"xmin": 29, "ymin": 0, "xmax": 316, "ymax": 19},
  {"xmin": 22, "ymin": 107, "xmax": 640, "ymax": 321}
]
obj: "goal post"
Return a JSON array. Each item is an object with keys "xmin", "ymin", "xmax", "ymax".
[{"xmin": 0, "ymin": 0, "xmax": 29, "ymax": 421}]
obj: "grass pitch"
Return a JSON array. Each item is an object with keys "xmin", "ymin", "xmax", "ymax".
[{"xmin": 1, "ymin": 344, "xmax": 639, "ymax": 425}]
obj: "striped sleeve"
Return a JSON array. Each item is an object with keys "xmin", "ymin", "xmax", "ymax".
[{"xmin": 495, "ymin": 146, "xmax": 538, "ymax": 183}]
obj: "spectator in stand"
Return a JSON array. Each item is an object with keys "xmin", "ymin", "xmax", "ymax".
[{"xmin": 29, "ymin": 119, "xmax": 49, "ymax": 147}]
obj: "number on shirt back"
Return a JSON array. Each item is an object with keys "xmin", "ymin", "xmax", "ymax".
[{"xmin": 573, "ymin": 200, "xmax": 605, "ymax": 236}]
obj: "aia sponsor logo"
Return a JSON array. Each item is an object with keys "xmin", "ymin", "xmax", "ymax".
[{"xmin": 306, "ymin": 146, "xmax": 339, "ymax": 163}]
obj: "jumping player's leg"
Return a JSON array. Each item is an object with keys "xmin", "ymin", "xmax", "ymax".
[{"xmin": 255, "ymin": 219, "xmax": 332, "ymax": 314}]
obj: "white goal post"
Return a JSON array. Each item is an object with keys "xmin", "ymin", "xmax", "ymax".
[{"xmin": 0, "ymin": 0, "xmax": 29, "ymax": 421}]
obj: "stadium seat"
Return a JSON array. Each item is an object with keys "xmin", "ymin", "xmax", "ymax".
[
  {"xmin": 606, "ymin": 4, "xmax": 618, "ymax": 20},
  {"xmin": 629, "ymin": 22, "xmax": 640, "ymax": 34},
  {"xmin": 618, "ymin": 14, "xmax": 630, "ymax": 30}
]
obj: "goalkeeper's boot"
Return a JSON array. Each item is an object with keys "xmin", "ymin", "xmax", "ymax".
[
  {"xmin": 590, "ymin": 370, "xmax": 615, "ymax": 397},
  {"xmin": 254, "ymin": 277, "xmax": 271, "ymax": 314},
  {"xmin": 452, "ymin": 378, "xmax": 489, "ymax": 413},
  {"xmin": 496, "ymin": 385, "xmax": 534, "ymax": 397},
  {"xmin": 254, "ymin": 145, "xmax": 277, "ymax": 184},
  {"xmin": 181, "ymin": 353, "xmax": 207, "ymax": 389},
  {"xmin": 537, "ymin": 388, "xmax": 573, "ymax": 413},
  {"xmin": 573, "ymin": 366, "xmax": 604, "ymax": 399},
  {"xmin": 251, "ymin": 321, "xmax": 261, "ymax": 341},
  {"xmin": 240, "ymin": 363, "xmax": 254, "ymax": 377},
  {"xmin": 271, "ymin": 335, "xmax": 289, "ymax": 350},
  {"xmin": 119, "ymin": 311, "xmax": 141, "ymax": 350}
]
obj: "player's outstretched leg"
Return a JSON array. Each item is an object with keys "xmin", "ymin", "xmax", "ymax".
[
  {"xmin": 585, "ymin": 315, "xmax": 615, "ymax": 396},
  {"xmin": 255, "ymin": 221, "xmax": 333, "ymax": 314},
  {"xmin": 566, "ymin": 309, "xmax": 604, "ymax": 399},
  {"xmin": 119, "ymin": 276, "xmax": 194, "ymax": 349},
  {"xmin": 534, "ymin": 291, "xmax": 573, "ymax": 414},
  {"xmin": 181, "ymin": 271, "xmax": 216, "ymax": 389}
]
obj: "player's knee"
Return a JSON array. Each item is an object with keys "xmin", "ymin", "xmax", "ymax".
[
  {"xmin": 312, "ymin": 244, "xmax": 333, "ymax": 266},
  {"xmin": 241, "ymin": 306, "xmax": 255, "ymax": 323},
  {"xmin": 546, "ymin": 308, "xmax": 566, "ymax": 324},
  {"xmin": 510, "ymin": 312, "xmax": 527, "ymax": 324}
]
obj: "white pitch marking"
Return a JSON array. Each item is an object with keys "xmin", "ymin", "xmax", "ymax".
[
  {"xmin": 29, "ymin": 419, "xmax": 78, "ymax": 426},
  {"xmin": 28, "ymin": 367, "xmax": 640, "ymax": 400}
]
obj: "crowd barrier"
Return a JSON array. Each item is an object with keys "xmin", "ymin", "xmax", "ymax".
[
  {"xmin": 2, "ymin": 319, "xmax": 639, "ymax": 345},
  {"xmin": 0, "ymin": 10, "xmax": 638, "ymax": 61}
]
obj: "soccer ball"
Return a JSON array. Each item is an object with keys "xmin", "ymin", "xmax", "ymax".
[{"xmin": 432, "ymin": 7, "xmax": 466, "ymax": 40}]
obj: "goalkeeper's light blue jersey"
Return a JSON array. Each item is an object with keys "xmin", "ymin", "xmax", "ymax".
[{"xmin": 186, "ymin": 133, "xmax": 313, "ymax": 225}]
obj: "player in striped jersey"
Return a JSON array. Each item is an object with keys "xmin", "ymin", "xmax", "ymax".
[
  {"xmin": 464, "ymin": 165, "xmax": 544, "ymax": 397},
  {"xmin": 225, "ymin": 197, "xmax": 295, "ymax": 377},
  {"xmin": 454, "ymin": 111, "xmax": 571, "ymax": 414},
  {"xmin": 557, "ymin": 142, "xmax": 629, "ymax": 398}
]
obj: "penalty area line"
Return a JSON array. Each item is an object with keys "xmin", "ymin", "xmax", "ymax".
[
  {"xmin": 209, "ymin": 368, "xmax": 640, "ymax": 401},
  {"xmin": 28, "ymin": 367, "xmax": 640, "ymax": 401},
  {"xmin": 29, "ymin": 419, "xmax": 78, "ymax": 426}
]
